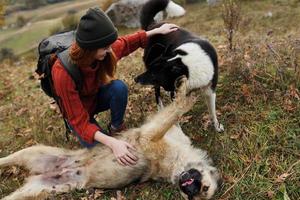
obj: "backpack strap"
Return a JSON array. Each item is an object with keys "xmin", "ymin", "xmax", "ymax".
[
  {"xmin": 56, "ymin": 49, "xmax": 83, "ymax": 141},
  {"xmin": 57, "ymin": 49, "xmax": 83, "ymax": 92}
]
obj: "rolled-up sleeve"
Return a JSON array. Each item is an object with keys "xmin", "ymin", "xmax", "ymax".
[
  {"xmin": 111, "ymin": 30, "xmax": 148, "ymax": 60},
  {"xmin": 52, "ymin": 61, "xmax": 99, "ymax": 144}
]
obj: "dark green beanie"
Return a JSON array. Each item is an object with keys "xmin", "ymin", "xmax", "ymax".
[{"xmin": 76, "ymin": 7, "xmax": 118, "ymax": 49}]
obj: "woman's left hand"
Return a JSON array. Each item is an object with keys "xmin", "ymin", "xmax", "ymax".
[
  {"xmin": 146, "ymin": 23, "xmax": 179, "ymax": 37},
  {"xmin": 155, "ymin": 23, "xmax": 179, "ymax": 34}
]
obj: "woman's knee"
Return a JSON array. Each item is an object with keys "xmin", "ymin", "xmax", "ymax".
[{"xmin": 110, "ymin": 80, "xmax": 128, "ymax": 96}]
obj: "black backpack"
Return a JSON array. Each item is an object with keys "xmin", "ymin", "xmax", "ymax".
[
  {"xmin": 36, "ymin": 30, "xmax": 83, "ymax": 140},
  {"xmin": 36, "ymin": 30, "xmax": 83, "ymax": 98}
]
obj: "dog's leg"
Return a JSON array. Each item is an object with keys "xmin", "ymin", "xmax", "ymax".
[
  {"xmin": 141, "ymin": 77, "xmax": 197, "ymax": 142},
  {"xmin": 2, "ymin": 168, "xmax": 87, "ymax": 200},
  {"xmin": 0, "ymin": 146, "xmax": 48, "ymax": 167},
  {"xmin": 204, "ymin": 87, "xmax": 224, "ymax": 132},
  {"xmin": 0, "ymin": 145, "xmax": 85, "ymax": 174},
  {"xmin": 155, "ymin": 86, "xmax": 164, "ymax": 110}
]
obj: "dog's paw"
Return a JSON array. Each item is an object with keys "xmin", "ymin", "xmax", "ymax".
[{"xmin": 215, "ymin": 123, "xmax": 224, "ymax": 133}]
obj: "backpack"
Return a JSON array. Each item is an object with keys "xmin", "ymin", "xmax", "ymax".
[
  {"xmin": 35, "ymin": 30, "xmax": 83, "ymax": 140},
  {"xmin": 36, "ymin": 30, "xmax": 83, "ymax": 98}
]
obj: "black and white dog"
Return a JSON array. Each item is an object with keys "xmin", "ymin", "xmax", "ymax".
[{"xmin": 135, "ymin": 0, "xmax": 224, "ymax": 132}]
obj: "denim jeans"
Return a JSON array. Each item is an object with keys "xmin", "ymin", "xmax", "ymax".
[
  {"xmin": 94, "ymin": 79, "xmax": 128, "ymax": 129},
  {"xmin": 67, "ymin": 79, "xmax": 128, "ymax": 148}
]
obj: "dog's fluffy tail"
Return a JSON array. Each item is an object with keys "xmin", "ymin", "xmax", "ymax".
[{"xmin": 140, "ymin": 0, "xmax": 169, "ymax": 30}]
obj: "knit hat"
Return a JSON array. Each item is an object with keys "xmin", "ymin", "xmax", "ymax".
[{"xmin": 76, "ymin": 7, "xmax": 118, "ymax": 49}]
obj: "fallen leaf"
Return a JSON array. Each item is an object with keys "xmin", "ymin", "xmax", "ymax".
[
  {"xmin": 116, "ymin": 190, "xmax": 126, "ymax": 200},
  {"xmin": 223, "ymin": 174, "xmax": 235, "ymax": 184},
  {"xmin": 267, "ymin": 190, "xmax": 274, "ymax": 199},
  {"xmin": 230, "ymin": 133, "xmax": 241, "ymax": 140},
  {"xmin": 46, "ymin": 125, "xmax": 54, "ymax": 132},
  {"xmin": 25, "ymin": 139, "xmax": 36, "ymax": 146},
  {"xmin": 288, "ymin": 84, "xmax": 300, "ymax": 100},
  {"xmin": 241, "ymin": 84, "xmax": 250, "ymax": 97},
  {"xmin": 283, "ymin": 99, "xmax": 296, "ymax": 112},
  {"xmin": 16, "ymin": 107, "xmax": 28, "ymax": 116},
  {"xmin": 181, "ymin": 115, "xmax": 193, "ymax": 124},
  {"xmin": 24, "ymin": 128, "xmax": 32, "ymax": 134},
  {"xmin": 93, "ymin": 189, "xmax": 104, "ymax": 199},
  {"xmin": 275, "ymin": 172, "xmax": 292, "ymax": 183}
]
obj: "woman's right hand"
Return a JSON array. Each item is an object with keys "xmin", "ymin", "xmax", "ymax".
[
  {"xmin": 94, "ymin": 131, "xmax": 138, "ymax": 166},
  {"xmin": 108, "ymin": 137, "xmax": 138, "ymax": 166}
]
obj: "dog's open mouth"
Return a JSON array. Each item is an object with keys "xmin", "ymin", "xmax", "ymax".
[{"xmin": 181, "ymin": 178, "xmax": 194, "ymax": 187}]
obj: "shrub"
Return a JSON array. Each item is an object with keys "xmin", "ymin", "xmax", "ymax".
[
  {"xmin": 49, "ymin": 11, "xmax": 79, "ymax": 35},
  {"xmin": 222, "ymin": 0, "xmax": 241, "ymax": 50},
  {"xmin": 62, "ymin": 12, "xmax": 79, "ymax": 31},
  {"xmin": 16, "ymin": 15, "xmax": 27, "ymax": 27},
  {"xmin": 49, "ymin": 24, "xmax": 64, "ymax": 35},
  {"xmin": 0, "ymin": 48, "xmax": 16, "ymax": 62}
]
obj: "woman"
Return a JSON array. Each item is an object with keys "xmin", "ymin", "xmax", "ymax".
[{"xmin": 52, "ymin": 7, "xmax": 178, "ymax": 166}]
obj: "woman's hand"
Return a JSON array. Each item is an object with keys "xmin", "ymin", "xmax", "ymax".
[
  {"xmin": 108, "ymin": 137, "xmax": 138, "ymax": 166},
  {"xmin": 94, "ymin": 131, "xmax": 138, "ymax": 166},
  {"xmin": 146, "ymin": 23, "xmax": 179, "ymax": 37}
]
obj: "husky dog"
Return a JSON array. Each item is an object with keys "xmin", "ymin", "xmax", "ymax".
[
  {"xmin": 135, "ymin": 0, "xmax": 224, "ymax": 132},
  {"xmin": 0, "ymin": 78, "xmax": 220, "ymax": 200}
]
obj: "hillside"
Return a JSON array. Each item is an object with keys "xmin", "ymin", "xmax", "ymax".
[
  {"xmin": 0, "ymin": 0, "xmax": 299, "ymax": 200},
  {"xmin": 0, "ymin": 0, "xmax": 110, "ymax": 55}
]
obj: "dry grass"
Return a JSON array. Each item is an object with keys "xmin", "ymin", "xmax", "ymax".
[{"xmin": 0, "ymin": 0, "xmax": 300, "ymax": 199}]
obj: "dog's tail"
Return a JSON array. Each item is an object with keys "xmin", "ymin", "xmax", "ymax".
[
  {"xmin": 140, "ymin": 76, "xmax": 197, "ymax": 142},
  {"xmin": 140, "ymin": 0, "xmax": 169, "ymax": 30}
]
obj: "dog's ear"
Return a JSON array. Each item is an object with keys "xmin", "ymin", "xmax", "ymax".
[{"xmin": 134, "ymin": 72, "xmax": 155, "ymax": 85}]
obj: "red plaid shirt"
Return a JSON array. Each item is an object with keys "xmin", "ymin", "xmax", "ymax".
[{"xmin": 52, "ymin": 31, "xmax": 147, "ymax": 144}]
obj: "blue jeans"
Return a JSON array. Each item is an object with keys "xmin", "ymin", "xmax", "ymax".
[{"xmin": 68, "ymin": 79, "xmax": 128, "ymax": 148}]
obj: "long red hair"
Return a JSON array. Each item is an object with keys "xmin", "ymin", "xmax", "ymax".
[{"xmin": 69, "ymin": 42, "xmax": 117, "ymax": 84}]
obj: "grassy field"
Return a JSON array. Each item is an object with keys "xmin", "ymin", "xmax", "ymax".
[
  {"xmin": 0, "ymin": 0, "xmax": 300, "ymax": 200},
  {"xmin": 0, "ymin": 0, "xmax": 109, "ymax": 55},
  {"xmin": 4, "ymin": 0, "xmax": 108, "ymax": 24}
]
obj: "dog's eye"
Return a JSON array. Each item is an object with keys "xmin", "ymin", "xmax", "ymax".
[{"xmin": 203, "ymin": 186, "xmax": 209, "ymax": 192}]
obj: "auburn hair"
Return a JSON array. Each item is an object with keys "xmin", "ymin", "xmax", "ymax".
[{"xmin": 68, "ymin": 42, "xmax": 117, "ymax": 84}]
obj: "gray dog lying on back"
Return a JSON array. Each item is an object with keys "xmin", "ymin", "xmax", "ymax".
[{"xmin": 0, "ymin": 78, "xmax": 220, "ymax": 200}]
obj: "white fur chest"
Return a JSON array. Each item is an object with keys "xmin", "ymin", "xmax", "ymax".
[{"xmin": 171, "ymin": 42, "xmax": 215, "ymax": 90}]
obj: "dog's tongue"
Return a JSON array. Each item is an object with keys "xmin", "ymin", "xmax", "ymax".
[{"xmin": 181, "ymin": 178, "xmax": 194, "ymax": 187}]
